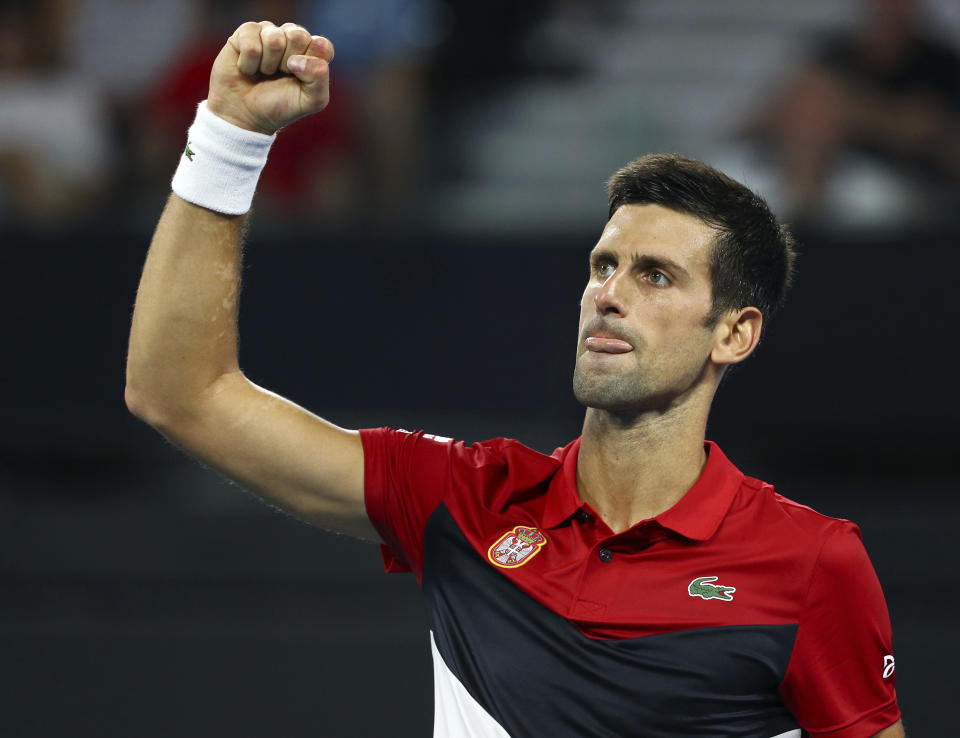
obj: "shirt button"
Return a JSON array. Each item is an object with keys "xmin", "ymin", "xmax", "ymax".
[
  {"xmin": 577, "ymin": 510, "xmax": 593, "ymax": 523},
  {"xmin": 598, "ymin": 548, "xmax": 613, "ymax": 562}
]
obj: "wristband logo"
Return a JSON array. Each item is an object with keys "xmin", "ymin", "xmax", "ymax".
[
  {"xmin": 488, "ymin": 526, "xmax": 547, "ymax": 568},
  {"xmin": 184, "ymin": 142, "xmax": 195, "ymax": 162}
]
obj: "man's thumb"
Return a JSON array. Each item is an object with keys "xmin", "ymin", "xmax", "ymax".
[{"xmin": 288, "ymin": 56, "xmax": 330, "ymax": 109}]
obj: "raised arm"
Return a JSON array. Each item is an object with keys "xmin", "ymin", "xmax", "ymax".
[{"xmin": 125, "ymin": 21, "xmax": 377, "ymax": 541}]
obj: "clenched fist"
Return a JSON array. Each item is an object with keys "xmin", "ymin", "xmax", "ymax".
[{"xmin": 207, "ymin": 21, "xmax": 335, "ymax": 135}]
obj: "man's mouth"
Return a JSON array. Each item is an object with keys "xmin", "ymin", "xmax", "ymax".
[{"xmin": 584, "ymin": 336, "xmax": 633, "ymax": 354}]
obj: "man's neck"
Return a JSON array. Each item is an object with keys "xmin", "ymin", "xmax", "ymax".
[{"xmin": 576, "ymin": 400, "xmax": 710, "ymax": 535}]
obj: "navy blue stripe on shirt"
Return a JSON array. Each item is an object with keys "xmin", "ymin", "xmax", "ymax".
[{"xmin": 423, "ymin": 503, "xmax": 800, "ymax": 738}]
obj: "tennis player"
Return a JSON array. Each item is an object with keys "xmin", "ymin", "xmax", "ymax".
[{"xmin": 126, "ymin": 21, "xmax": 905, "ymax": 737}]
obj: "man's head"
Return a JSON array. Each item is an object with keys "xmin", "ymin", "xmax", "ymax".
[
  {"xmin": 572, "ymin": 154, "xmax": 796, "ymax": 414},
  {"xmin": 607, "ymin": 154, "xmax": 796, "ymax": 328}
]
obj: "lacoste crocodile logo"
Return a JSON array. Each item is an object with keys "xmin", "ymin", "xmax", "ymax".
[
  {"xmin": 184, "ymin": 142, "xmax": 195, "ymax": 161},
  {"xmin": 688, "ymin": 576, "xmax": 736, "ymax": 602}
]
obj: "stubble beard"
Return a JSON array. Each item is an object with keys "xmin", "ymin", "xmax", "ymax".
[
  {"xmin": 572, "ymin": 358, "xmax": 657, "ymax": 413},
  {"xmin": 572, "ymin": 348, "xmax": 712, "ymax": 416}
]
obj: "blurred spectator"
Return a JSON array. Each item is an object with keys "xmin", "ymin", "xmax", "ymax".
[
  {"xmin": 0, "ymin": 0, "xmax": 110, "ymax": 226},
  {"xmin": 746, "ymin": 0, "xmax": 960, "ymax": 227},
  {"xmin": 135, "ymin": 0, "xmax": 450, "ymax": 222},
  {"xmin": 64, "ymin": 0, "xmax": 197, "ymax": 105},
  {"xmin": 303, "ymin": 0, "xmax": 452, "ymax": 221},
  {"xmin": 137, "ymin": 0, "xmax": 361, "ymax": 220}
]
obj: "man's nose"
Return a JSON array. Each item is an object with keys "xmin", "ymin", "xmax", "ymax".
[{"xmin": 593, "ymin": 269, "xmax": 629, "ymax": 316}]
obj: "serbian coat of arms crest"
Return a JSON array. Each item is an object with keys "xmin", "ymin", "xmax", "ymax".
[{"xmin": 487, "ymin": 525, "xmax": 548, "ymax": 568}]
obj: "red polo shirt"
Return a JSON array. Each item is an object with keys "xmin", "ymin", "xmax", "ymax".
[{"xmin": 361, "ymin": 427, "xmax": 901, "ymax": 737}]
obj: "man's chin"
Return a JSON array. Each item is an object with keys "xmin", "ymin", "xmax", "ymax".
[
  {"xmin": 573, "ymin": 380, "xmax": 638, "ymax": 413},
  {"xmin": 577, "ymin": 398, "xmax": 641, "ymax": 414},
  {"xmin": 572, "ymin": 371, "xmax": 668, "ymax": 415}
]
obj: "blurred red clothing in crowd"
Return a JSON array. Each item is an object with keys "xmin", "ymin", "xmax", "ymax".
[{"xmin": 146, "ymin": 37, "xmax": 358, "ymax": 214}]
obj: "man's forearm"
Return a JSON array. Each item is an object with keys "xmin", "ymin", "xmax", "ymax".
[{"xmin": 125, "ymin": 194, "xmax": 246, "ymax": 423}]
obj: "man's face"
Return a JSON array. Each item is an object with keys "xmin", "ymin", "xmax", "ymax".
[{"xmin": 573, "ymin": 203, "xmax": 721, "ymax": 413}]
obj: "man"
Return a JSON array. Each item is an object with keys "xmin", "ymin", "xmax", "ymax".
[{"xmin": 126, "ymin": 20, "xmax": 905, "ymax": 738}]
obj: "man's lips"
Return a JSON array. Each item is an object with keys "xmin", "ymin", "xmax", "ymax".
[{"xmin": 584, "ymin": 336, "xmax": 633, "ymax": 354}]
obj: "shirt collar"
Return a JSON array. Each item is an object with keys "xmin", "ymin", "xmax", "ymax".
[
  {"xmin": 542, "ymin": 439, "xmax": 743, "ymax": 542},
  {"xmin": 542, "ymin": 438, "xmax": 582, "ymax": 529}
]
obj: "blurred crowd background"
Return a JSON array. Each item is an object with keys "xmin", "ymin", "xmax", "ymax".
[
  {"xmin": 2, "ymin": 0, "xmax": 958, "ymax": 735},
  {"xmin": 3, "ymin": 0, "xmax": 960, "ymax": 231}
]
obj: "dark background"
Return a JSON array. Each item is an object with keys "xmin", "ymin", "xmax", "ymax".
[
  {"xmin": 2, "ymin": 1, "xmax": 958, "ymax": 736},
  {"xmin": 3, "ymin": 222, "xmax": 956, "ymax": 736}
]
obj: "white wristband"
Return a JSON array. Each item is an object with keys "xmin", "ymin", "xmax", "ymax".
[{"xmin": 171, "ymin": 100, "xmax": 277, "ymax": 215}]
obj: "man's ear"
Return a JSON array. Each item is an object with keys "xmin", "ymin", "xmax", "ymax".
[{"xmin": 711, "ymin": 307, "xmax": 763, "ymax": 366}]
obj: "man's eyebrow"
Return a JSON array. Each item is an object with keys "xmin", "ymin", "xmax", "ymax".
[
  {"xmin": 590, "ymin": 248, "xmax": 690, "ymax": 279},
  {"xmin": 630, "ymin": 253, "xmax": 690, "ymax": 279}
]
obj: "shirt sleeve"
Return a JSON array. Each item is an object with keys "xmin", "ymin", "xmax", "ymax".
[
  {"xmin": 359, "ymin": 427, "xmax": 459, "ymax": 582},
  {"xmin": 779, "ymin": 521, "xmax": 901, "ymax": 737}
]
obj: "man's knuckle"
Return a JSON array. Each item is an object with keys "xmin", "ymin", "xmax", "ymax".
[
  {"xmin": 288, "ymin": 28, "xmax": 310, "ymax": 46},
  {"xmin": 306, "ymin": 37, "xmax": 328, "ymax": 60}
]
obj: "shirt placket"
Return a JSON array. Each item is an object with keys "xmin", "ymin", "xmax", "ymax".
[{"xmin": 569, "ymin": 515, "xmax": 661, "ymax": 620}]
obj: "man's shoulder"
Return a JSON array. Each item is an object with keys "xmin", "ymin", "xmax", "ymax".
[
  {"xmin": 735, "ymin": 474, "xmax": 860, "ymax": 548},
  {"xmin": 468, "ymin": 435, "xmax": 575, "ymax": 460},
  {"xmin": 432, "ymin": 434, "xmax": 573, "ymax": 472}
]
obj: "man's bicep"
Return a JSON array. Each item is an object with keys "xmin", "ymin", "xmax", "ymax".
[
  {"xmin": 872, "ymin": 718, "xmax": 905, "ymax": 737},
  {"xmin": 163, "ymin": 371, "xmax": 378, "ymax": 540}
]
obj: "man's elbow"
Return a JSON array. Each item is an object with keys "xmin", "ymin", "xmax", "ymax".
[
  {"xmin": 124, "ymin": 378, "xmax": 187, "ymax": 432},
  {"xmin": 125, "ymin": 382, "xmax": 163, "ymax": 427},
  {"xmin": 125, "ymin": 370, "xmax": 236, "ymax": 433}
]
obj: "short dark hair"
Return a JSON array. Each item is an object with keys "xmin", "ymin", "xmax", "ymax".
[{"xmin": 606, "ymin": 153, "xmax": 796, "ymax": 327}]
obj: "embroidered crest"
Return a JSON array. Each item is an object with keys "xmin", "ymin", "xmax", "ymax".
[{"xmin": 488, "ymin": 526, "xmax": 547, "ymax": 568}]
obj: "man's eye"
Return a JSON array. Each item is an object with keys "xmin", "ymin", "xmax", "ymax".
[
  {"xmin": 595, "ymin": 261, "xmax": 615, "ymax": 278},
  {"xmin": 647, "ymin": 270, "xmax": 670, "ymax": 286}
]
